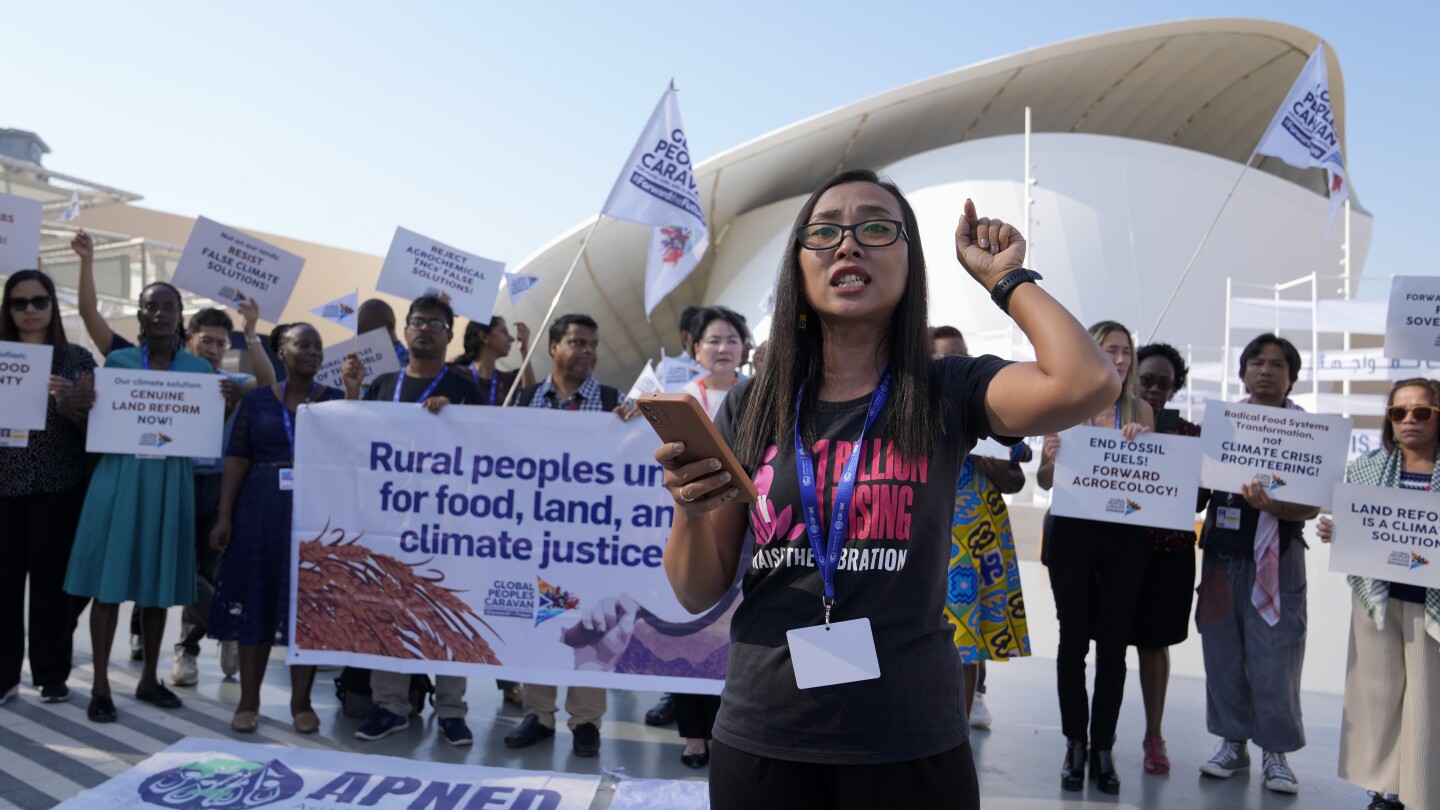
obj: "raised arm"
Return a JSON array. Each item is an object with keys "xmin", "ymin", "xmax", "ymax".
[
  {"xmin": 72, "ymin": 231, "xmax": 116, "ymax": 355},
  {"xmin": 237, "ymin": 297, "xmax": 275, "ymax": 388},
  {"xmin": 951, "ymin": 200, "xmax": 1118, "ymax": 438}
]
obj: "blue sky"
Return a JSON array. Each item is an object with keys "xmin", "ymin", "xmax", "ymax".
[{"xmin": 5, "ymin": 2, "xmax": 1435, "ymax": 283}]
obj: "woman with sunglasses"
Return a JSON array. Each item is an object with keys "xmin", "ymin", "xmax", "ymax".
[
  {"xmin": 1037, "ymin": 320, "xmax": 1153, "ymax": 795},
  {"xmin": 1316, "ymin": 378, "xmax": 1440, "ymax": 810},
  {"xmin": 64, "ymin": 281, "xmax": 212, "ymax": 723},
  {"xmin": 1129, "ymin": 343, "xmax": 1204, "ymax": 775},
  {"xmin": 208, "ymin": 323, "xmax": 349, "ymax": 734},
  {"xmin": 0, "ymin": 271, "xmax": 97, "ymax": 706},
  {"xmin": 654, "ymin": 169, "xmax": 1120, "ymax": 809}
]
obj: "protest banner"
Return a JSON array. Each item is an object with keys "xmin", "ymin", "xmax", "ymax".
[
  {"xmin": 313, "ymin": 328, "xmax": 401, "ymax": 392},
  {"xmin": 1050, "ymin": 426, "xmax": 1204, "ymax": 531},
  {"xmin": 0, "ymin": 192, "xmax": 42, "ymax": 274},
  {"xmin": 0, "ymin": 340, "xmax": 53, "ymax": 431},
  {"xmin": 375, "ymin": 227, "xmax": 505, "ymax": 322},
  {"xmin": 54, "ymin": 737, "xmax": 601, "ymax": 810},
  {"xmin": 86, "ymin": 368, "xmax": 223, "ymax": 458},
  {"xmin": 289, "ymin": 402, "xmax": 734, "ymax": 695},
  {"xmin": 1384, "ymin": 276, "xmax": 1440, "ymax": 361},
  {"xmin": 170, "ymin": 216, "xmax": 305, "ymax": 321},
  {"xmin": 1329, "ymin": 482, "xmax": 1440, "ymax": 589},
  {"xmin": 1200, "ymin": 401, "xmax": 1351, "ymax": 508}
]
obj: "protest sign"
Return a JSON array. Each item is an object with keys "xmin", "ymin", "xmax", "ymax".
[
  {"xmin": 626, "ymin": 359, "xmax": 663, "ymax": 402},
  {"xmin": 290, "ymin": 402, "xmax": 734, "ymax": 695},
  {"xmin": 1329, "ymin": 482, "xmax": 1440, "ymax": 589},
  {"xmin": 0, "ymin": 340, "xmax": 53, "ymax": 430},
  {"xmin": 0, "ymin": 192, "xmax": 42, "ymax": 274},
  {"xmin": 170, "ymin": 217, "xmax": 305, "ymax": 321},
  {"xmin": 657, "ymin": 351, "xmax": 704, "ymax": 392},
  {"xmin": 1384, "ymin": 276, "xmax": 1440, "ymax": 361},
  {"xmin": 971, "ymin": 437, "xmax": 1014, "ymax": 461},
  {"xmin": 86, "ymin": 368, "xmax": 223, "ymax": 458},
  {"xmin": 313, "ymin": 328, "xmax": 402, "ymax": 392},
  {"xmin": 1050, "ymin": 426, "xmax": 1204, "ymax": 531},
  {"xmin": 375, "ymin": 227, "xmax": 505, "ymax": 322},
  {"xmin": 1200, "ymin": 401, "xmax": 1351, "ymax": 508},
  {"xmin": 54, "ymin": 737, "xmax": 601, "ymax": 810}
]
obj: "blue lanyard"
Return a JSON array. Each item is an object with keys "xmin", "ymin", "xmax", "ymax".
[
  {"xmin": 794, "ymin": 366, "xmax": 891, "ymax": 620},
  {"xmin": 279, "ymin": 380, "xmax": 318, "ymax": 459},
  {"xmin": 141, "ymin": 345, "xmax": 172, "ymax": 371},
  {"xmin": 470, "ymin": 366, "xmax": 500, "ymax": 405},
  {"xmin": 1091, "ymin": 402, "xmax": 1121, "ymax": 429},
  {"xmin": 394, "ymin": 366, "xmax": 449, "ymax": 404}
]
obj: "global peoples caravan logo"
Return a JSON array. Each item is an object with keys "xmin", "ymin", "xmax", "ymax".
[
  {"xmin": 535, "ymin": 576, "xmax": 580, "ymax": 626},
  {"xmin": 140, "ymin": 432, "xmax": 174, "ymax": 449},
  {"xmin": 216, "ymin": 287, "xmax": 247, "ymax": 305},
  {"xmin": 1105, "ymin": 498, "xmax": 1142, "ymax": 517},
  {"xmin": 658, "ymin": 226, "xmax": 696, "ymax": 267},
  {"xmin": 1389, "ymin": 550, "xmax": 1431, "ymax": 571},
  {"xmin": 138, "ymin": 757, "xmax": 301, "ymax": 809},
  {"xmin": 321, "ymin": 301, "xmax": 355, "ymax": 321},
  {"xmin": 1259, "ymin": 474, "xmax": 1288, "ymax": 492}
]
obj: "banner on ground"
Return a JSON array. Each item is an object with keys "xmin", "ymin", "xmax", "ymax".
[
  {"xmin": 289, "ymin": 402, "xmax": 735, "ymax": 695},
  {"xmin": 1050, "ymin": 426, "xmax": 1204, "ymax": 531},
  {"xmin": 375, "ymin": 227, "xmax": 505, "ymax": 322},
  {"xmin": 1384, "ymin": 276, "xmax": 1440, "ymax": 361},
  {"xmin": 53, "ymin": 736, "xmax": 601, "ymax": 809},
  {"xmin": 1200, "ymin": 401, "xmax": 1351, "ymax": 508},
  {"xmin": 0, "ymin": 340, "xmax": 53, "ymax": 430},
  {"xmin": 1328, "ymin": 482, "xmax": 1440, "ymax": 589},
  {"xmin": 85, "ymin": 368, "xmax": 223, "ymax": 458},
  {"xmin": 170, "ymin": 216, "xmax": 305, "ymax": 321},
  {"xmin": 313, "ymin": 328, "xmax": 401, "ymax": 392},
  {"xmin": 602, "ymin": 82, "xmax": 710, "ymax": 318},
  {"xmin": 0, "ymin": 192, "xmax": 42, "ymax": 274}
]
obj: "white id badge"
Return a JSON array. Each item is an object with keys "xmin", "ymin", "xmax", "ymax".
[
  {"xmin": 786, "ymin": 618, "xmax": 881, "ymax": 689},
  {"xmin": 1217, "ymin": 507, "xmax": 1243, "ymax": 531},
  {"xmin": 0, "ymin": 429, "xmax": 29, "ymax": 448},
  {"xmin": 278, "ymin": 468, "xmax": 295, "ymax": 491}
]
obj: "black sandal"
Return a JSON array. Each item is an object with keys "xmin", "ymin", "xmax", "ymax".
[
  {"xmin": 87, "ymin": 694, "xmax": 117, "ymax": 723},
  {"xmin": 135, "ymin": 683, "xmax": 183, "ymax": 709}
]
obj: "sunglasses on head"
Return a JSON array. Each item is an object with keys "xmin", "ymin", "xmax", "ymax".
[
  {"xmin": 7, "ymin": 295, "xmax": 52, "ymax": 312},
  {"xmin": 1387, "ymin": 405, "xmax": 1437, "ymax": 423}
]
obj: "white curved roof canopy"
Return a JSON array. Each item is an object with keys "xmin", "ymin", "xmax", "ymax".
[{"xmin": 500, "ymin": 18, "xmax": 1351, "ymax": 386}]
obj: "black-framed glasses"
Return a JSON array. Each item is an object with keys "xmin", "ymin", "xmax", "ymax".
[
  {"xmin": 7, "ymin": 295, "xmax": 52, "ymax": 312},
  {"xmin": 1137, "ymin": 374, "xmax": 1175, "ymax": 392},
  {"xmin": 1387, "ymin": 405, "xmax": 1436, "ymax": 423},
  {"xmin": 406, "ymin": 316, "xmax": 450, "ymax": 333},
  {"xmin": 795, "ymin": 219, "xmax": 906, "ymax": 250}
]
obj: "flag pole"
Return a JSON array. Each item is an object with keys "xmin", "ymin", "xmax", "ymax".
[
  {"xmin": 352, "ymin": 287, "xmax": 359, "ymax": 356},
  {"xmin": 502, "ymin": 216, "xmax": 602, "ymax": 406},
  {"xmin": 1147, "ymin": 148, "xmax": 1258, "ymax": 342}
]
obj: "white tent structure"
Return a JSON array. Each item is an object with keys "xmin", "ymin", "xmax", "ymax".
[{"xmin": 496, "ymin": 18, "xmax": 1371, "ymax": 404}]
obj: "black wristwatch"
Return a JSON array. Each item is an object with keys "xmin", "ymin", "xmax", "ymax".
[{"xmin": 990, "ymin": 268, "xmax": 1043, "ymax": 314}]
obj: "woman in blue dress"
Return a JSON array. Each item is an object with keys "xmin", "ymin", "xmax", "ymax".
[
  {"xmin": 65, "ymin": 281, "xmax": 211, "ymax": 723},
  {"xmin": 208, "ymin": 323, "xmax": 351, "ymax": 733}
]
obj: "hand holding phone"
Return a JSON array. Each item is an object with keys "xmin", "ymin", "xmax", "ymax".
[{"xmin": 640, "ymin": 393, "xmax": 758, "ymax": 508}]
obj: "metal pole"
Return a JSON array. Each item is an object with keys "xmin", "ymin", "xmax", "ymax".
[
  {"xmin": 1310, "ymin": 271, "xmax": 1320, "ymax": 412},
  {"xmin": 1186, "ymin": 343, "xmax": 1194, "ymax": 422},
  {"xmin": 1024, "ymin": 106, "xmax": 1034, "ymax": 271},
  {"xmin": 1222, "ymin": 277, "xmax": 1233, "ymax": 403},
  {"xmin": 502, "ymin": 216, "xmax": 603, "ymax": 406},
  {"xmin": 1341, "ymin": 198, "xmax": 1352, "ymax": 416},
  {"xmin": 1148, "ymin": 150, "xmax": 1258, "ymax": 342}
]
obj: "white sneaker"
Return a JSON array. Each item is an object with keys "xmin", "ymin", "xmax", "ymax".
[
  {"xmin": 219, "ymin": 641, "xmax": 239, "ymax": 678},
  {"xmin": 1262, "ymin": 750, "xmax": 1299, "ymax": 794},
  {"xmin": 171, "ymin": 651, "xmax": 198, "ymax": 687},
  {"xmin": 1199, "ymin": 739, "xmax": 1250, "ymax": 778},
  {"xmin": 129, "ymin": 633, "xmax": 144, "ymax": 661},
  {"xmin": 968, "ymin": 692, "xmax": 993, "ymax": 729}
]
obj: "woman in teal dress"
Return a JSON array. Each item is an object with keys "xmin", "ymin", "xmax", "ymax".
[{"xmin": 64, "ymin": 281, "xmax": 213, "ymax": 723}]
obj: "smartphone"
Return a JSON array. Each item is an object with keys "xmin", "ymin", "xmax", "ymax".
[
  {"xmin": 1157, "ymin": 408, "xmax": 1180, "ymax": 434},
  {"xmin": 637, "ymin": 393, "xmax": 758, "ymax": 502}
]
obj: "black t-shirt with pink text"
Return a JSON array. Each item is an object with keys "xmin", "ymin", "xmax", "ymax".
[{"xmin": 712, "ymin": 354, "xmax": 1014, "ymax": 764}]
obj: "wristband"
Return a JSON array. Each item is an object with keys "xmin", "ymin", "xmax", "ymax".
[
  {"xmin": 247, "ymin": 334, "xmax": 263, "ymax": 346},
  {"xmin": 990, "ymin": 268, "xmax": 1043, "ymax": 314}
]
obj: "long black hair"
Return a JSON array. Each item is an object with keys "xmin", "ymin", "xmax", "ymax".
[
  {"xmin": 730, "ymin": 169, "xmax": 941, "ymax": 471},
  {"xmin": 2, "ymin": 269, "xmax": 68, "ymax": 372},
  {"xmin": 456, "ymin": 316, "xmax": 506, "ymax": 366}
]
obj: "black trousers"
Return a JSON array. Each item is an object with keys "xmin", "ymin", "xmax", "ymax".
[
  {"xmin": 673, "ymin": 693, "xmax": 720, "ymax": 739},
  {"xmin": 0, "ymin": 485, "xmax": 86, "ymax": 689},
  {"xmin": 1046, "ymin": 515, "xmax": 1146, "ymax": 749},
  {"xmin": 177, "ymin": 472, "xmax": 223, "ymax": 655},
  {"xmin": 710, "ymin": 739, "xmax": 979, "ymax": 810}
]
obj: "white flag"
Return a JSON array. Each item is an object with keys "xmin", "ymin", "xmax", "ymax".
[
  {"xmin": 625, "ymin": 359, "xmax": 664, "ymax": 402},
  {"xmin": 602, "ymin": 82, "xmax": 709, "ymax": 318},
  {"xmin": 506, "ymin": 273, "xmax": 542, "ymax": 307},
  {"xmin": 657, "ymin": 349, "xmax": 705, "ymax": 393},
  {"xmin": 57, "ymin": 189, "xmax": 81, "ymax": 223},
  {"xmin": 309, "ymin": 291, "xmax": 359, "ymax": 331},
  {"xmin": 1254, "ymin": 43, "xmax": 1351, "ymax": 236}
]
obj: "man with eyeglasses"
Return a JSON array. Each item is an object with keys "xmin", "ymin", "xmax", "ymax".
[
  {"xmin": 506, "ymin": 313, "xmax": 637, "ymax": 758},
  {"xmin": 355, "ymin": 294, "xmax": 482, "ymax": 746}
]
